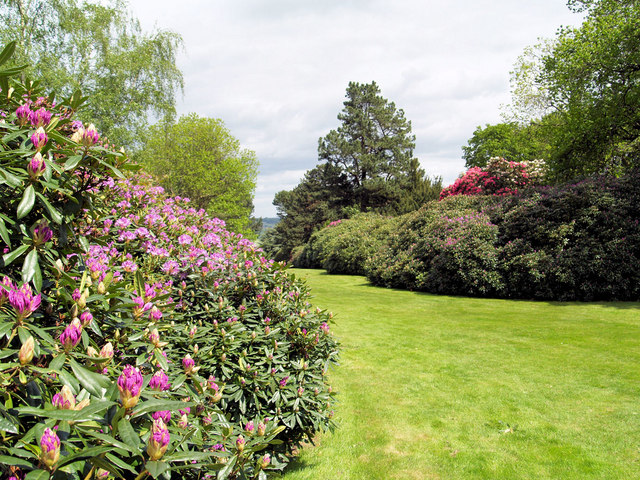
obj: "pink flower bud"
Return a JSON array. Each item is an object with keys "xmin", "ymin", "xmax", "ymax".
[
  {"xmin": 257, "ymin": 421, "xmax": 266, "ymax": 436},
  {"xmin": 80, "ymin": 310, "xmax": 93, "ymax": 327},
  {"xmin": 260, "ymin": 453, "xmax": 271, "ymax": 469},
  {"xmin": 149, "ymin": 328, "xmax": 160, "ymax": 346},
  {"xmin": 39, "ymin": 427, "xmax": 60, "ymax": 469},
  {"xmin": 182, "ymin": 354, "xmax": 195, "ymax": 374},
  {"xmin": 27, "ymin": 153, "xmax": 46, "ymax": 180},
  {"xmin": 52, "ymin": 385, "xmax": 76, "ymax": 410},
  {"xmin": 149, "ymin": 369, "xmax": 171, "ymax": 391},
  {"xmin": 100, "ymin": 342, "xmax": 114, "ymax": 362},
  {"xmin": 117, "ymin": 365, "xmax": 143, "ymax": 408},
  {"xmin": 60, "ymin": 318, "xmax": 82, "ymax": 351},
  {"xmin": 32, "ymin": 220, "xmax": 52, "ymax": 245},
  {"xmin": 15, "ymin": 104, "xmax": 31, "ymax": 126},
  {"xmin": 152, "ymin": 410, "xmax": 171, "ymax": 424},
  {"xmin": 31, "ymin": 127, "xmax": 48, "ymax": 151},
  {"xmin": 29, "ymin": 107, "xmax": 52, "ymax": 128},
  {"xmin": 244, "ymin": 421, "xmax": 254, "ymax": 433},
  {"xmin": 9, "ymin": 283, "xmax": 41, "ymax": 323},
  {"xmin": 236, "ymin": 435, "xmax": 245, "ymax": 453},
  {"xmin": 147, "ymin": 417, "xmax": 170, "ymax": 460}
]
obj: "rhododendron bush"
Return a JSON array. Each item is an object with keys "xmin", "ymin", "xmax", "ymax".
[
  {"xmin": 0, "ymin": 42, "xmax": 338, "ymax": 480},
  {"xmin": 440, "ymin": 157, "xmax": 546, "ymax": 199}
]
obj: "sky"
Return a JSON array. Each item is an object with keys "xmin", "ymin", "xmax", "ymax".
[{"xmin": 129, "ymin": 0, "xmax": 584, "ymax": 218}]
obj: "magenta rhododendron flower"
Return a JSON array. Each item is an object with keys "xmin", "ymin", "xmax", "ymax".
[
  {"xmin": 39, "ymin": 427, "xmax": 61, "ymax": 469},
  {"xmin": 15, "ymin": 104, "xmax": 31, "ymax": 125},
  {"xmin": 9, "ymin": 283, "xmax": 41, "ymax": 323},
  {"xmin": 30, "ymin": 127, "xmax": 48, "ymax": 150},
  {"xmin": 117, "ymin": 364, "xmax": 143, "ymax": 408},
  {"xmin": 32, "ymin": 221, "xmax": 52, "ymax": 246},
  {"xmin": 147, "ymin": 417, "xmax": 170, "ymax": 460},
  {"xmin": 148, "ymin": 369, "xmax": 171, "ymax": 391},
  {"xmin": 60, "ymin": 318, "xmax": 82, "ymax": 351},
  {"xmin": 29, "ymin": 107, "xmax": 52, "ymax": 128},
  {"xmin": 152, "ymin": 410, "xmax": 171, "ymax": 423},
  {"xmin": 182, "ymin": 354, "xmax": 195, "ymax": 374}
]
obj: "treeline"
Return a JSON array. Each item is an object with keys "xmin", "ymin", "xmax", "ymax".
[{"xmin": 263, "ymin": 0, "xmax": 640, "ymax": 301}]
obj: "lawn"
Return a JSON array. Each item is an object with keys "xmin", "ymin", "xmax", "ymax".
[{"xmin": 281, "ymin": 269, "xmax": 640, "ymax": 480}]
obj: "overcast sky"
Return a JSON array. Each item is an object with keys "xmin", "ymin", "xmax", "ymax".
[{"xmin": 129, "ymin": 0, "xmax": 583, "ymax": 218}]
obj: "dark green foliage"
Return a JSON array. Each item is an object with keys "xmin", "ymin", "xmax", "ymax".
[
  {"xmin": 264, "ymin": 82, "xmax": 440, "ymax": 261},
  {"xmin": 363, "ymin": 172, "xmax": 640, "ymax": 301}
]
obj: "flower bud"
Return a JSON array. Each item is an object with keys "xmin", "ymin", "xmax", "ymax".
[
  {"xmin": 97, "ymin": 281, "xmax": 106, "ymax": 294},
  {"xmin": 149, "ymin": 369, "xmax": 171, "ymax": 391},
  {"xmin": 152, "ymin": 410, "xmax": 171, "ymax": 424},
  {"xmin": 19, "ymin": 335, "xmax": 35, "ymax": 365},
  {"xmin": 117, "ymin": 365, "xmax": 143, "ymax": 408},
  {"xmin": 100, "ymin": 342, "xmax": 114, "ymax": 363},
  {"xmin": 149, "ymin": 328, "xmax": 160, "ymax": 347},
  {"xmin": 39, "ymin": 427, "xmax": 60, "ymax": 469},
  {"xmin": 60, "ymin": 318, "xmax": 82, "ymax": 351},
  {"xmin": 260, "ymin": 453, "xmax": 271, "ymax": 469},
  {"xmin": 147, "ymin": 417, "xmax": 170, "ymax": 461},
  {"xmin": 52, "ymin": 385, "xmax": 76, "ymax": 410},
  {"xmin": 86, "ymin": 346, "xmax": 98, "ymax": 358},
  {"xmin": 236, "ymin": 435, "xmax": 245, "ymax": 453},
  {"xmin": 257, "ymin": 421, "xmax": 266, "ymax": 436},
  {"xmin": 178, "ymin": 413, "xmax": 189, "ymax": 429},
  {"xmin": 27, "ymin": 153, "xmax": 46, "ymax": 180},
  {"xmin": 31, "ymin": 127, "xmax": 48, "ymax": 151},
  {"xmin": 182, "ymin": 354, "xmax": 197, "ymax": 375},
  {"xmin": 80, "ymin": 310, "xmax": 93, "ymax": 327}
]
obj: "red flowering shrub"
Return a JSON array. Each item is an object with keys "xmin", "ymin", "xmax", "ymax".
[{"xmin": 440, "ymin": 157, "xmax": 546, "ymax": 199}]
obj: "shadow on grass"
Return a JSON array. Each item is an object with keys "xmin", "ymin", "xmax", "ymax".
[
  {"xmin": 276, "ymin": 456, "xmax": 317, "ymax": 478},
  {"xmin": 299, "ymin": 268, "xmax": 640, "ymax": 310}
]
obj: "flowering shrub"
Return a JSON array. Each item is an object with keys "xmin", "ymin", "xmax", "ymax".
[
  {"xmin": 295, "ymin": 213, "xmax": 399, "ymax": 275},
  {"xmin": 0, "ymin": 42, "xmax": 338, "ymax": 480},
  {"xmin": 440, "ymin": 157, "xmax": 546, "ymax": 199},
  {"xmin": 365, "ymin": 196, "xmax": 504, "ymax": 296}
]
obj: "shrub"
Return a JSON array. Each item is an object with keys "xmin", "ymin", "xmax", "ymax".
[
  {"xmin": 296, "ymin": 214, "xmax": 398, "ymax": 275},
  {"xmin": 0, "ymin": 42, "xmax": 338, "ymax": 480},
  {"xmin": 440, "ymin": 157, "xmax": 546, "ymax": 199},
  {"xmin": 366, "ymin": 196, "xmax": 503, "ymax": 296}
]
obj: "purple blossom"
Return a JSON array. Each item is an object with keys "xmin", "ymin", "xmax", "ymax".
[
  {"xmin": 9, "ymin": 283, "xmax": 41, "ymax": 323},
  {"xmin": 147, "ymin": 417, "xmax": 170, "ymax": 460},
  {"xmin": 39, "ymin": 427, "xmax": 60, "ymax": 468},
  {"xmin": 152, "ymin": 410, "xmax": 172, "ymax": 423},
  {"xmin": 117, "ymin": 365, "xmax": 143, "ymax": 408},
  {"xmin": 30, "ymin": 127, "xmax": 48, "ymax": 150},
  {"xmin": 27, "ymin": 152, "xmax": 46, "ymax": 179},
  {"xmin": 60, "ymin": 319, "xmax": 82, "ymax": 351},
  {"xmin": 148, "ymin": 369, "xmax": 171, "ymax": 391}
]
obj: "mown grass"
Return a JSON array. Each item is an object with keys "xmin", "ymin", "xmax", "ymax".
[{"xmin": 281, "ymin": 269, "xmax": 640, "ymax": 480}]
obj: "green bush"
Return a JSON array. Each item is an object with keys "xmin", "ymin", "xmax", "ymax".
[
  {"xmin": 365, "ymin": 196, "xmax": 503, "ymax": 295},
  {"xmin": 296, "ymin": 214, "xmax": 398, "ymax": 275},
  {"xmin": 0, "ymin": 42, "xmax": 338, "ymax": 480}
]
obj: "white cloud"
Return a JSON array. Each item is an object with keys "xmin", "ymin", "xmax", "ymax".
[{"xmin": 129, "ymin": 0, "xmax": 584, "ymax": 217}]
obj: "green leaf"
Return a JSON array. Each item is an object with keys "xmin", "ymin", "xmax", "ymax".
[
  {"xmin": 216, "ymin": 456, "xmax": 237, "ymax": 479},
  {"xmin": 24, "ymin": 469, "xmax": 49, "ymax": 480},
  {"xmin": 16, "ymin": 406, "xmax": 103, "ymax": 423},
  {"xmin": 0, "ymin": 415, "xmax": 18, "ymax": 434},
  {"xmin": 35, "ymin": 192, "xmax": 63, "ymax": 224},
  {"xmin": 0, "ymin": 216, "xmax": 11, "ymax": 248},
  {"xmin": 22, "ymin": 248, "xmax": 38, "ymax": 284},
  {"xmin": 89, "ymin": 456, "xmax": 124, "ymax": 478},
  {"xmin": 163, "ymin": 451, "xmax": 213, "ymax": 462},
  {"xmin": 117, "ymin": 418, "xmax": 141, "ymax": 452},
  {"xmin": 63, "ymin": 155, "xmax": 82, "ymax": 171},
  {"xmin": 85, "ymin": 430, "xmax": 138, "ymax": 454},
  {"xmin": 0, "ymin": 41, "xmax": 16, "ymax": 67},
  {"xmin": 68, "ymin": 358, "xmax": 111, "ymax": 398},
  {"xmin": 146, "ymin": 461, "xmax": 169, "ymax": 479},
  {"xmin": 49, "ymin": 353, "xmax": 66, "ymax": 371},
  {"xmin": 3, "ymin": 244, "xmax": 29, "ymax": 267},
  {"xmin": 105, "ymin": 453, "xmax": 139, "ymax": 474},
  {"xmin": 56, "ymin": 445, "xmax": 112, "ymax": 468},
  {"xmin": 17, "ymin": 184, "xmax": 36, "ymax": 219},
  {"xmin": 0, "ymin": 167, "xmax": 21, "ymax": 188},
  {"xmin": 0, "ymin": 454, "xmax": 32, "ymax": 467}
]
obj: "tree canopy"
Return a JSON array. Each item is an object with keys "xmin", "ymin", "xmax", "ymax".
[
  {"xmin": 263, "ymin": 81, "xmax": 441, "ymax": 260},
  {"xmin": 0, "ymin": 0, "xmax": 183, "ymax": 147},
  {"xmin": 505, "ymin": 0, "xmax": 640, "ymax": 178},
  {"xmin": 140, "ymin": 114, "xmax": 259, "ymax": 237}
]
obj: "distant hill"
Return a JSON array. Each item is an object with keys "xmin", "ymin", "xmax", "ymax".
[{"xmin": 260, "ymin": 217, "xmax": 280, "ymax": 232}]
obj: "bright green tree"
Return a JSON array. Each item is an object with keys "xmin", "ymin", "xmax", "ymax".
[
  {"xmin": 509, "ymin": 0, "xmax": 640, "ymax": 178},
  {"xmin": 141, "ymin": 114, "xmax": 259, "ymax": 236},
  {"xmin": 462, "ymin": 122, "xmax": 552, "ymax": 168},
  {"xmin": 0, "ymin": 0, "xmax": 183, "ymax": 147},
  {"xmin": 318, "ymin": 81, "xmax": 417, "ymax": 211}
]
